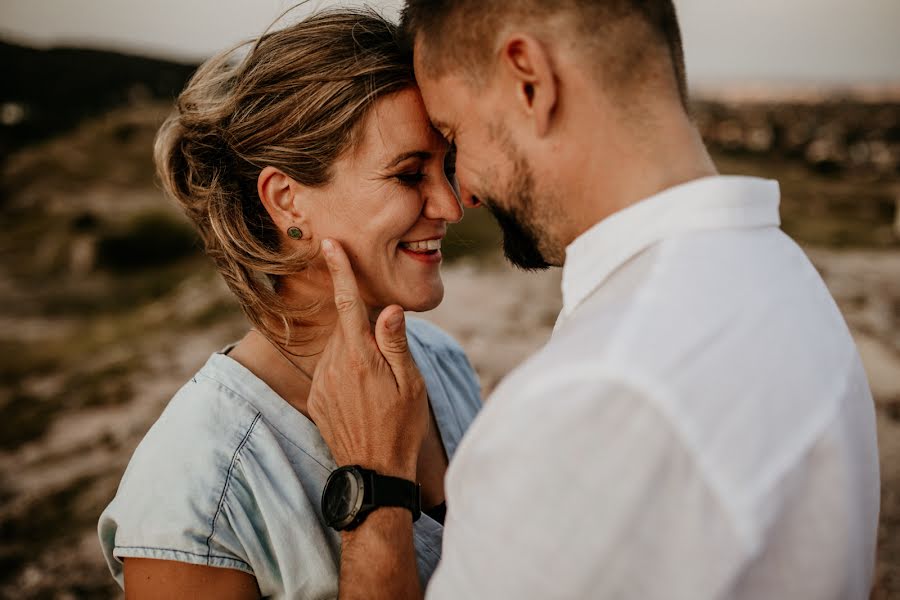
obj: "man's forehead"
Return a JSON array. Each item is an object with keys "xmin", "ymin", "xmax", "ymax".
[
  {"xmin": 411, "ymin": 34, "xmax": 429, "ymax": 68},
  {"xmin": 411, "ymin": 36, "xmax": 482, "ymax": 136},
  {"xmin": 411, "ymin": 35, "xmax": 456, "ymax": 89},
  {"xmin": 410, "ymin": 71, "xmax": 449, "ymax": 122},
  {"xmin": 414, "ymin": 69, "xmax": 466, "ymax": 123}
]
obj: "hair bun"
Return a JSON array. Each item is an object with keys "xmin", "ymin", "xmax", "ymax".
[{"xmin": 153, "ymin": 7, "xmax": 413, "ymax": 340}]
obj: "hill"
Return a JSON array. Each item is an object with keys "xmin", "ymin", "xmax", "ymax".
[{"xmin": 0, "ymin": 41, "xmax": 197, "ymax": 158}]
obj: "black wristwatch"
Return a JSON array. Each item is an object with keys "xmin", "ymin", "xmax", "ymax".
[{"xmin": 321, "ymin": 465, "xmax": 421, "ymax": 531}]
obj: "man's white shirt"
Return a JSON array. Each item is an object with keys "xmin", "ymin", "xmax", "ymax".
[{"xmin": 428, "ymin": 176, "xmax": 880, "ymax": 599}]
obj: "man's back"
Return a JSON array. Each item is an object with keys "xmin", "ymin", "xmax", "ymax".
[{"xmin": 430, "ymin": 176, "xmax": 879, "ymax": 599}]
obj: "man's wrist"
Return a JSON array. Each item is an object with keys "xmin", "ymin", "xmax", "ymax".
[
  {"xmin": 340, "ymin": 506, "xmax": 415, "ymax": 542},
  {"xmin": 341, "ymin": 454, "xmax": 418, "ymax": 481},
  {"xmin": 322, "ymin": 465, "xmax": 421, "ymax": 531},
  {"xmin": 338, "ymin": 507, "xmax": 422, "ymax": 599},
  {"xmin": 366, "ymin": 462, "xmax": 417, "ymax": 481}
]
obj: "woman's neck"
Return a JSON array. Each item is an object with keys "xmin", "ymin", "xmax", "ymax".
[
  {"xmin": 227, "ymin": 279, "xmax": 447, "ymax": 505},
  {"xmin": 227, "ymin": 274, "xmax": 383, "ymax": 419}
]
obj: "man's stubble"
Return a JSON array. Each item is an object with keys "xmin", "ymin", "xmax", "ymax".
[{"xmin": 480, "ymin": 138, "xmax": 566, "ymax": 271}]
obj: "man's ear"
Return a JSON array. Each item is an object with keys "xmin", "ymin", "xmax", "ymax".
[
  {"xmin": 499, "ymin": 34, "xmax": 558, "ymax": 137},
  {"xmin": 257, "ymin": 166, "xmax": 307, "ymax": 236}
]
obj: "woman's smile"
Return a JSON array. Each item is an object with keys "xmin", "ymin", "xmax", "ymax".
[
  {"xmin": 301, "ymin": 87, "xmax": 462, "ymax": 313},
  {"xmin": 398, "ymin": 236, "xmax": 444, "ymax": 264}
]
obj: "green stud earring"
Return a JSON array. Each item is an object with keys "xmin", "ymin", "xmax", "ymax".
[{"xmin": 287, "ymin": 226, "xmax": 303, "ymax": 240}]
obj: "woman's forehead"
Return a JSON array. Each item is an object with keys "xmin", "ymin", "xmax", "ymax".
[{"xmin": 354, "ymin": 88, "xmax": 447, "ymax": 163}]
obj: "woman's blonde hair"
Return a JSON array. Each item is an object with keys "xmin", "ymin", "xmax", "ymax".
[{"xmin": 155, "ymin": 7, "xmax": 414, "ymax": 340}]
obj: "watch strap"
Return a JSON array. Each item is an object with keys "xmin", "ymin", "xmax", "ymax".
[{"xmin": 363, "ymin": 469, "xmax": 422, "ymax": 522}]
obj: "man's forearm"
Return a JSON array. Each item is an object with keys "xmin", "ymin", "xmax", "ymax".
[
  {"xmin": 308, "ymin": 243, "xmax": 428, "ymax": 598},
  {"xmin": 339, "ymin": 507, "xmax": 422, "ymax": 600}
]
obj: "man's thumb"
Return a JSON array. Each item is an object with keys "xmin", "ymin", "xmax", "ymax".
[
  {"xmin": 375, "ymin": 305, "xmax": 409, "ymax": 356},
  {"xmin": 375, "ymin": 306, "xmax": 417, "ymax": 386}
]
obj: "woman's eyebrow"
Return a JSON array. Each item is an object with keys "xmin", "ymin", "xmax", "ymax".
[{"xmin": 385, "ymin": 150, "xmax": 432, "ymax": 169}]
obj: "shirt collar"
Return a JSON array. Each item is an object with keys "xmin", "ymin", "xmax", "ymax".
[{"xmin": 559, "ymin": 175, "xmax": 781, "ymax": 321}]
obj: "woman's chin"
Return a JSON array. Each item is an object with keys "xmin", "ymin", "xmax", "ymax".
[{"xmin": 386, "ymin": 282, "xmax": 444, "ymax": 314}]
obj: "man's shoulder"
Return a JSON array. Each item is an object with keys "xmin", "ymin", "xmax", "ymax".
[{"xmin": 479, "ymin": 353, "xmax": 665, "ymax": 444}]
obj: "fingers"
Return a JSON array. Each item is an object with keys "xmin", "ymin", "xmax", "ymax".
[
  {"xmin": 321, "ymin": 239, "xmax": 370, "ymax": 342},
  {"xmin": 375, "ymin": 306, "xmax": 423, "ymax": 399},
  {"xmin": 375, "ymin": 305, "xmax": 408, "ymax": 355}
]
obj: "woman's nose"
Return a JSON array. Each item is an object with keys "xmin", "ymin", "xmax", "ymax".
[{"xmin": 423, "ymin": 179, "xmax": 464, "ymax": 223}]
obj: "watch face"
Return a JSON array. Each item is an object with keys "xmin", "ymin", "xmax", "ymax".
[{"xmin": 323, "ymin": 467, "xmax": 364, "ymax": 529}]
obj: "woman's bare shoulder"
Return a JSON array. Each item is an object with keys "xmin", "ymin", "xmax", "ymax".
[{"xmin": 124, "ymin": 557, "xmax": 260, "ymax": 600}]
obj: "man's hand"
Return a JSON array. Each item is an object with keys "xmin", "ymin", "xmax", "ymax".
[
  {"xmin": 308, "ymin": 239, "xmax": 429, "ymax": 480},
  {"xmin": 308, "ymin": 239, "xmax": 426, "ymax": 600}
]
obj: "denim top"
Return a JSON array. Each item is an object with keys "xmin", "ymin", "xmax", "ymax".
[{"xmin": 98, "ymin": 318, "xmax": 482, "ymax": 599}]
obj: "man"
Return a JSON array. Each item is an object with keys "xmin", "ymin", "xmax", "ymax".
[{"xmin": 308, "ymin": 1, "xmax": 880, "ymax": 598}]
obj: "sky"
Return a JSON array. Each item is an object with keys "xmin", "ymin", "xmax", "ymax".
[{"xmin": 2, "ymin": 0, "xmax": 899, "ymax": 89}]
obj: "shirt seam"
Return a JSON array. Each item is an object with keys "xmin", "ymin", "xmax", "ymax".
[
  {"xmin": 205, "ymin": 411, "xmax": 261, "ymax": 565},
  {"xmin": 549, "ymin": 241, "xmax": 756, "ymax": 546},
  {"xmin": 417, "ymin": 534, "xmax": 442, "ymax": 563},
  {"xmin": 114, "ymin": 544, "xmax": 252, "ymax": 569},
  {"xmin": 194, "ymin": 372, "xmax": 333, "ymax": 473},
  {"xmin": 605, "ymin": 369, "xmax": 757, "ymax": 554},
  {"xmin": 744, "ymin": 349, "xmax": 856, "ymax": 518},
  {"xmin": 201, "ymin": 319, "xmax": 476, "ymax": 471},
  {"xmin": 513, "ymin": 364, "xmax": 758, "ymax": 556},
  {"xmin": 598, "ymin": 237, "xmax": 852, "ymax": 553},
  {"xmin": 554, "ymin": 240, "xmax": 854, "ymax": 557},
  {"xmin": 201, "ymin": 326, "xmax": 474, "ymax": 475},
  {"xmin": 446, "ymin": 366, "xmax": 755, "ymax": 597}
]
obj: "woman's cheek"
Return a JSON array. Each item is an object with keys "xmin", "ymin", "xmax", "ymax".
[{"xmin": 385, "ymin": 190, "xmax": 426, "ymax": 237}]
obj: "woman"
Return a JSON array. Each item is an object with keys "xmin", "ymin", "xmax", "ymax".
[{"xmin": 97, "ymin": 8, "xmax": 481, "ymax": 599}]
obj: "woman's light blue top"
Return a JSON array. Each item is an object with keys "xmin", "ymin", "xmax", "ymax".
[{"xmin": 98, "ymin": 318, "xmax": 481, "ymax": 599}]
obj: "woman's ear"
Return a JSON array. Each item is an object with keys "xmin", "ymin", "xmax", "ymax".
[
  {"xmin": 499, "ymin": 34, "xmax": 558, "ymax": 138},
  {"xmin": 258, "ymin": 166, "xmax": 308, "ymax": 238}
]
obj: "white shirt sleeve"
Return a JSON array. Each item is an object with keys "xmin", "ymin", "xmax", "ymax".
[{"xmin": 427, "ymin": 371, "xmax": 752, "ymax": 600}]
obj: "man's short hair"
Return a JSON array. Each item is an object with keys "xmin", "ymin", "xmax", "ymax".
[{"xmin": 401, "ymin": 0, "xmax": 689, "ymax": 110}]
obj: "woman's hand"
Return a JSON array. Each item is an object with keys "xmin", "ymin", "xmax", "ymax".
[{"xmin": 307, "ymin": 239, "xmax": 429, "ymax": 480}]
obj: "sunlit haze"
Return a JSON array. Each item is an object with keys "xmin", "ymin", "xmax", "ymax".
[{"xmin": 2, "ymin": 0, "xmax": 899, "ymax": 88}]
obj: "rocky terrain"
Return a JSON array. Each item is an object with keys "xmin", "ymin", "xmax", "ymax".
[{"xmin": 0, "ymin": 94, "xmax": 898, "ymax": 599}]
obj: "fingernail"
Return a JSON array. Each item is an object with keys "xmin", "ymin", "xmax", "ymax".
[
  {"xmin": 387, "ymin": 310, "xmax": 403, "ymax": 331},
  {"xmin": 321, "ymin": 239, "xmax": 334, "ymax": 258}
]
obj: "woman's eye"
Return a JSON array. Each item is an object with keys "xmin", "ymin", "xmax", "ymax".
[{"xmin": 397, "ymin": 172, "xmax": 426, "ymax": 185}]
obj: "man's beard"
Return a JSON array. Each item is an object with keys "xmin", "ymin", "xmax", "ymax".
[{"xmin": 481, "ymin": 156, "xmax": 552, "ymax": 271}]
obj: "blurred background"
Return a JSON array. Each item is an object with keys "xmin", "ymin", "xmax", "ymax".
[{"xmin": 1, "ymin": 1, "xmax": 898, "ymax": 598}]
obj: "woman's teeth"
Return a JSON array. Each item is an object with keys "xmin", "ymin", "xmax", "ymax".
[{"xmin": 400, "ymin": 239, "xmax": 442, "ymax": 252}]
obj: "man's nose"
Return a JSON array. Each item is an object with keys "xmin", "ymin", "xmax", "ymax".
[
  {"xmin": 461, "ymin": 194, "xmax": 481, "ymax": 209},
  {"xmin": 457, "ymin": 179, "xmax": 482, "ymax": 209}
]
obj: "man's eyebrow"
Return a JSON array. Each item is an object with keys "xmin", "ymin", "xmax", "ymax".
[{"xmin": 386, "ymin": 150, "xmax": 432, "ymax": 169}]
